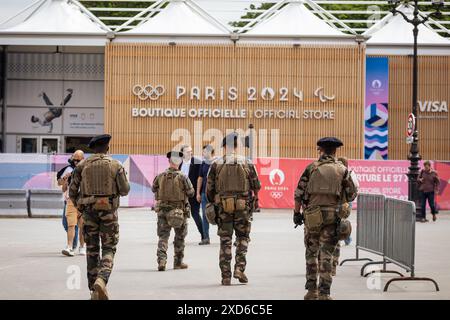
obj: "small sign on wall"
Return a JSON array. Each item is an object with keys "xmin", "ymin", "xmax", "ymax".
[{"xmin": 63, "ymin": 108, "xmax": 104, "ymax": 135}]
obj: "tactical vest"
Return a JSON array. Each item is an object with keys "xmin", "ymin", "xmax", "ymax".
[
  {"xmin": 157, "ymin": 171, "xmax": 186, "ymax": 202},
  {"xmin": 81, "ymin": 155, "xmax": 118, "ymax": 196},
  {"xmin": 307, "ymin": 160, "xmax": 346, "ymax": 197},
  {"xmin": 215, "ymin": 156, "xmax": 250, "ymax": 196}
]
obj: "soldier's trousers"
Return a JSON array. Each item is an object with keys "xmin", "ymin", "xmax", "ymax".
[
  {"xmin": 157, "ymin": 213, "xmax": 188, "ymax": 264},
  {"xmin": 217, "ymin": 210, "xmax": 251, "ymax": 279},
  {"xmin": 304, "ymin": 223, "xmax": 338, "ymax": 295},
  {"xmin": 82, "ymin": 208, "xmax": 119, "ymax": 291},
  {"xmin": 332, "ymin": 242, "xmax": 341, "ymax": 274}
]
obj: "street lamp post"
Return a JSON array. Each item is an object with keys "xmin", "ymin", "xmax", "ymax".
[{"xmin": 386, "ymin": 0, "xmax": 444, "ymax": 218}]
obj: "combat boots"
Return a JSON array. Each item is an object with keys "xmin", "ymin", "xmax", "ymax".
[
  {"xmin": 304, "ymin": 289, "xmax": 319, "ymax": 300},
  {"xmin": 174, "ymin": 262, "xmax": 188, "ymax": 269},
  {"xmin": 318, "ymin": 293, "xmax": 333, "ymax": 300},
  {"xmin": 93, "ymin": 278, "xmax": 109, "ymax": 300},
  {"xmin": 90, "ymin": 290, "xmax": 99, "ymax": 300},
  {"xmin": 221, "ymin": 278, "xmax": 231, "ymax": 286},
  {"xmin": 174, "ymin": 258, "xmax": 188, "ymax": 270},
  {"xmin": 158, "ymin": 260, "xmax": 166, "ymax": 271},
  {"xmin": 233, "ymin": 269, "xmax": 248, "ymax": 284}
]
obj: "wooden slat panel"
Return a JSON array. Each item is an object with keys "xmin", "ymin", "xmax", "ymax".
[
  {"xmin": 383, "ymin": 55, "xmax": 450, "ymax": 161},
  {"xmin": 105, "ymin": 43, "xmax": 365, "ymax": 158}
]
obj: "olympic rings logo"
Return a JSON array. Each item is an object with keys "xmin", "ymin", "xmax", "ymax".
[
  {"xmin": 132, "ymin": 85, "xmax": 165, "ymax": 101},
  {"xmin": 270, "ymin": 191, "xmax": 284, "ymax": 199}
]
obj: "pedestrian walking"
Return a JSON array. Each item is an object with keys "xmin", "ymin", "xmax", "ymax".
[
  {"xmin": 152, "ymin": 151, "xmax": 195, "ymax": 271},
  {"xmin": 69, "ymin": 134, "xmax": 130, "ymax": 300},
  {"xmin": 196, "ymin": 145, "xmax": 216, "ymax": 245},
  {"xmin": 179, "ymin": 145, "xmax": 205, "ymax": 244},
  {"xmin": 57, "ymin": 150, "xmax": 85, "ymax": 256},
  {"xmin": 294, "ymin": 137, "xmax": 357, "ymax": 300},
  {"xmin": 417, "ymin": 160, "xmax": 440, "ymax": 222},
  {"xmin": 206, "ymin": 133, "xmax": 260, "ymax": 286}
]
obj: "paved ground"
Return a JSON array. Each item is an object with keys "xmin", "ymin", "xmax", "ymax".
[{"xmin": 0, "ymin": 208, "xmax": 449, "ymax": 300}]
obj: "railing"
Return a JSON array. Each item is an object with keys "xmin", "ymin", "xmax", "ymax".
[{"xmin": 341, "ymin": 193, "xmax": 439, "ymax": 292}]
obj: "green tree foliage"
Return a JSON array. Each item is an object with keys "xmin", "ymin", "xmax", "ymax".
[
  {"xmin": 229, "ymin": 2, "xmax": 277, "ymax": 28},
  {"xmin": 80, "ymin": 1, "xmax": 156, "ymax": 28}
]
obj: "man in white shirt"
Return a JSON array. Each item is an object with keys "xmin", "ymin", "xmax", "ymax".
[{"xmin": 180, "ymin": 148, "xmax": 191, "ymax": 177}]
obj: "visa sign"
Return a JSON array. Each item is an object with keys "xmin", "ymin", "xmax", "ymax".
[{"xmin": 418, "ymin": 101, "xmax": 448, "ymax": 113}]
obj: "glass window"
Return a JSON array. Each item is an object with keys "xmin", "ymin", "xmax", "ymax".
[
  {"xmin": 41, "ymin": 138, "xmax": 58, "ymax": 154},
  {"xmin": 65, "ymin": 136, "xmax": 93, "ymax": 153},
  {"xmin": 21, "ymin": 137, "xmax": 37, "ymax": 153}
]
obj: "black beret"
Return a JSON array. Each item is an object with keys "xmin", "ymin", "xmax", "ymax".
[
  {"xmin": 167, "ymin": 151, "xmax": 183, "ymax": 160},
  {"xmin": 222, "ymin": 133, "xmax": 239, "ymax": 147},
  {"xmin": 88, "ymin": 134, "xmax": 111, "ymax": 148},
  {"xmin": 317, "ymin": 137, "xmax": 343, "ymax": 148}
]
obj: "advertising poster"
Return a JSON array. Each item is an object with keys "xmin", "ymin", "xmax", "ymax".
[
  {"xmin": 255, "ymin": 159, "xmax": 424, "ymax": 208},
  {"xmin": 435, "ymin": 161, "xmax": 450, "ymax": 211},
  {"xmin": 63, "ymin": 108, "xmax": 104, "ymax": 135},
  {"xmin": 365, "ymin": 57, "xmax": 389, "ymax": 160},
  {"xmin": 6, "ymin": 107, "xmax": 63, "ymax": 134},
  {"xmin": 256, "ymin": 158, "xmax": 312, "ymax": 208},
  {"xmin": 348, "ymin": 160, "xmax": 409, "ymax": 201}
]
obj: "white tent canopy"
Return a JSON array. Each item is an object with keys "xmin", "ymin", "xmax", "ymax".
[
  {"xmin": 239, "ymin": 0, "xmax": 356, "ymax": 44},
  {"xmin": 365, "ymin": 4, "xmax": 450, "ymax": 55},
  {"xmin": 0, "ymin": 0, "xmax": 110, "ymax": 46},
  {"xmin": 247, "ymin": 1, "xmax": 344, "ymax": 37},
  {"xmin": 115, "ymin": 0, "xmax": 231, "ymax": 43}
]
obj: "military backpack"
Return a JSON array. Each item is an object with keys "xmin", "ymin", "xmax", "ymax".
[
  {"xmin": 81, "ymin": 155, "xmax": 118, "ymax": 197},
  {"xmin": 215, "ymin": 158, "xmax": 250, "ymax": 195},
  {"xmin": 307, "ymin": 160, "xmax": 346, "ymax": 197},
  {"xmin": 215, "ymin": 156, "xmax": 250, "ymax": 213},
  {"xmin": 157, "ymin": 171, "xmax": 186, "ymax": 202}
]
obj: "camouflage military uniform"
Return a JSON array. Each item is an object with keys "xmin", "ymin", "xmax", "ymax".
[
  {"xmin": 152, "ymin": 167, "xmax": 195, "ymax": 266},
  {"xmin": 206, "ymin": 153, "xmax": 261, "ymax": 282},
  {"xmin": 69, "ymin": 153, "xmax": 130, "ymax": 292},
  {"xmin": 332, "ymin": 243, "xmax": 340, "ymax": 275},
  {"xmin": 295, "ymin": 155, "xmax": 356, "ymax": 297}
]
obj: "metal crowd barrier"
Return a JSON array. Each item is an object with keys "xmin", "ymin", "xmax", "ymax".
[
  {"xmin": 340, "ymin": 193, "xmax": 439, "ymax": 292},
  {"xmin": 0, "ymin": 189, "xmax": 29, "ymax": 217},
  {"xmin": 382, "ymin": 198, "xmax": 439, "ymax": 291},
  {"xmin": 28, "ymin": 189, "xmax": 64, "ymax": 218},
  {"xmin": 340, "ymin": 194, "xmax": 384, "ymax": 269}
]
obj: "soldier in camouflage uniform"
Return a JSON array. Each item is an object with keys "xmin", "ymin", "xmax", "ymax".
[
  {"xmin": 294, "ymin": 137, "xmax": 357, "ymax": 300},
  {"xmin": 206, "ymin": 133, "xmax": 261, "ymax": 286},
  {"xmin": 152, "ymin": 151, "xmax": 195, "ymax": 271},
  {"xmin": 69, "ymin": 134, "xmax": 130, "ymax": 300}
]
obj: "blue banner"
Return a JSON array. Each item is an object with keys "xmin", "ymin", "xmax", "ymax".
[{"xmin": 365, "ymin": 57, "xmax": 389, "ymax": 160}]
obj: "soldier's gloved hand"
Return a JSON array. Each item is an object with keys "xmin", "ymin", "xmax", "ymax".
[{"xmin": 293, "ymin": 211, "xmax": 304, "ymax": 226}]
